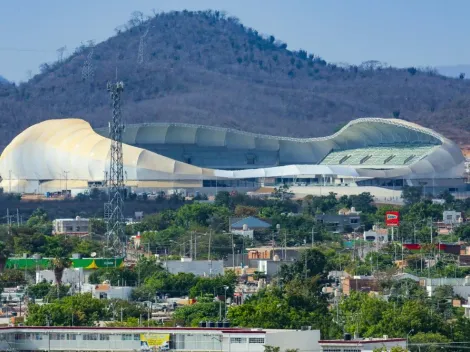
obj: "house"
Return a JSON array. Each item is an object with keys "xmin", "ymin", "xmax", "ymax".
[
  {"xmin": 363, "ymin": 227, "xmax": 388, "ymax": 243},
  {"xmin": 229, "ymin": 216, "xmax": 271, "ymax": 238},
  {"xmin": 81, "ymin": 283, "xmax": 133, "ymax": 300},
  {"xmin": 341, "ymin": 276, "xmax": 379, "ymax": 295},
  {"xmin": 443, "ymin": 210, "xmax": 462, "ymax": 225},
  {"xmin": 316, "ymin": 208, "xmax": 361, "ymax": 233},
  {"xmin": 52, "ymin": 216, "xmax": 89, "ymax": 236}
]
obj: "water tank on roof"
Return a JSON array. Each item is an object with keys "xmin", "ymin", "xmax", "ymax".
[
  {"xmin": 76, "ymin": 216, "xmax": 80, "ymax": 220},
  {"xmin": 223, "ymin": 320, "xmax": 230, "ymax": 328},
  {"xmin": 344, "ymin": 333, "xmax": 352, "ymax": 341},
  {"xmin": 351, "ymin": 207, "xmax": 356, "ymax": 213},
  {"xmin": 199, "ymin": 321, "xmax": 207, "ymax": 328},
  {"xmin": 22, "ymin": 253, "xmax": 28, "ymax": 259},
  {"xmin": 242, "ymin": 224, "xmax": 248, "ymax": 231},
  {"xmin": 273, "ymin": 254, "xmax": 280, "ymax": 261},
  {"xmin": 216, "ymin": 321, "xmax": 223, "ymax": 328},
  {"xmin": 72, "ymin": 253, "xmax": 82, "ymax": 259},
  {"xmin": 32, "ymin": 254, "xmax": 42, "ymax": 260},
  {"xmin": 207, "ymin": 321, "xmax": 215, "ymax": 328}
]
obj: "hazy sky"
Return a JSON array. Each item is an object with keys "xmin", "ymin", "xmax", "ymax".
[{"xmin": 1, "ymin": 0, "xmax": 469, "ymax": 82}]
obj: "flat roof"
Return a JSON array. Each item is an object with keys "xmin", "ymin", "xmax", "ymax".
[{"xmin": 319, "ymin": 338, "xmax": 406, "ymax": 344}]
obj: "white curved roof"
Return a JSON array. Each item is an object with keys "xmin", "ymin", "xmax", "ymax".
[{"xmin": 0, "ymin": 118, "xmax": 465, "ymax": 190}]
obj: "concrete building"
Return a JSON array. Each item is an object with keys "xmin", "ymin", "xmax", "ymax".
[
  {"xmin": 0, "ymin": 326, "xmax": 320, "ymax": 352},
  {"xmin": 36, "ymin": 268, "xmax": 86, "ymax": 285},
  {"xmin": 442, "ymin": 210, "xmax": 463, "ymax": 225},
  {"xmin": 320, "ymin": 337, "xmax": 406, "ymax": 352},
  {"xmin": 421, "ymin": 277, "xmax": 470, "ymax": 297},
  {"xmin": 257, "ymin": 260, "xmax": 284, "ymax": 279},
  {"xmin": 52, "ymin": 216, "xmax": 89, "ymax": 236},
  {"xmin": 81, "ymin": 283, "xmax": 133, "ymax": 300},
  {"xmin": 316, "ymin": 213, "xmax": 361, "ymax": 233},
  {"xmin": 163, "ymin": 258, "xmax": 224, "ymax": 277},
  {"xmin": 341, "ymin": 276, "xmax": 379, "ymax": 295}
]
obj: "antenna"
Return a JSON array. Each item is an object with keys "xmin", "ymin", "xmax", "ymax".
[
  {"xmin": 81, "ymin": 42, "xmax": 95, "ymax": 81},
  {"xmin": 137, "ymin": 23, "xmax": 151, "ymax": 65},
  {"xmin": 104, "ymin": 81, "xmax": 126, "ymax": 257},
  {"xmin": 56, "ymin": 45, "xmax": 67, "ymax": 62}
]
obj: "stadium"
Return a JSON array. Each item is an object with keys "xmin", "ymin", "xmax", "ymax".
[{"xmin": 0, "ymin": 117, "xmax": 466, "ymax": 198}]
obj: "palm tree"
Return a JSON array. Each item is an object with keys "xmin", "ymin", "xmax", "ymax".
[
  {"xmin": 52, "ymin": 257, "xmax": 71, "ymax": 286},
  {"xmin": 0, "ymin": 241, "xmax": 10, "ymax": 273}
]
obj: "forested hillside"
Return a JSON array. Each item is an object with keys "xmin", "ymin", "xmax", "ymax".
[{"xmin": 0, "ymin": 10, "xmax": 469, "ymax": 152}]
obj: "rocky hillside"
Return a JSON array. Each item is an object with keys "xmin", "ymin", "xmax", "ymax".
[{"xmin": 0, "ymin": 10, "xmax": 470, "ymax": 152}]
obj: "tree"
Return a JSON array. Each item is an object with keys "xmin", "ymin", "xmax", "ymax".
[
  {"xmin": 402, "ymin": 186, "xmax": 422, "ymax": 205},
  {"xmin": 26, "ymin": 293, "xmax": 106, "ymax": 326},
  {"xmin": 279, "ymin": 248, "xmax": 327, "ymax": 281},
  {"xmin": 459, "ymin": 72, "xmax": 465, "ymax": 80},
  {"xmin": 0, "ymin": 240, "xmax": 9, "ymax": 273},
  {"xmin": 52, "ymin": 257, "xmax": 71, "ymax": 286},
  {"xmin": 393, "ymin": 110, "xmax": 401, "ymax": 118}
]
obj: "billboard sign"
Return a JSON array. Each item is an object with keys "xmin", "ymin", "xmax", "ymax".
[
  {"xmin": 140, "ymin": 333, "xmax": 170, "ymax": 349},
  {"xmin": 385, "ymin": 211, "xmax": 400, "ymax": 227}
]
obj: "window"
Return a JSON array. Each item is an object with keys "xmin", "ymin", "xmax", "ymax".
[
  {"xmin": 230, "ymin": 337, "xmax": 247, "ymax": 343},
  {"xmin": 134, "ymin": 334, "xmax": 141, "ymax": 341},
  {"xmin": 66, "ymin": 334, "xmax": 76, "ymax": 340},
  {"xmin": 34, "ymin": 333, "xmax": 43, "ymax": 340},
  {"xmin": 344, "ymin": 349, "xmax": 361, "ymax": 352},
  {"xmin": 83, "ymin": 334, "xmax": 98, "ymax": 340},
  {"xmin": 50, "ymin": 333, "xmax": 66, "ymax": 340},
  {"xmin": 350, "ymin": 218, "xmax": 359, "ymax": 224},
  {"xmin": 121, "ymin": 334, "xmax": 133, "ymax": 341},
  {"xmin": 99, "ymin": 334, "xmax": 110, "ymax": 341},
  {"xmin": 248, "ymin": 337, "xmax": 265, "ymax": 344},
  {"xmin": 324, "ymin": 349, "xmax": 341, "ymax": 352}
]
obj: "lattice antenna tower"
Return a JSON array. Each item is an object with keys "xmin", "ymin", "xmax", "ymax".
[
  {"xmin": 137, "ymin": 23, "xmax": 151, "ymax": 65},
  {"xmin": 81, "ymin": 43, "xmax": 95, "ymax": 81},
  {"xmin": 104, "ymin": 81, "xmax": 126, "ymax": 256},
  {"xmin": 56, "ymin": 45, "xmax": 67, "ymax": 62}
]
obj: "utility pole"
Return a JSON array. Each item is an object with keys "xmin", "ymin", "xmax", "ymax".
[
  {"xmin": 63, "ymin": 171, "xmax": 70, "ymax": 197},
  {"xmin": 208, "ymin": 230, "xmax": 212, "ymax": 277},
  {"xmin": 311, "ymin": 226, "xmax": 315, "ymax": 248},
  {"xmin": 104, "ymin": 81, "xmax": 126, "ymax": 257}
]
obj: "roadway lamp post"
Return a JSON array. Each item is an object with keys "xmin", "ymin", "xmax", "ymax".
[{"xmin": 223, "ymin": 285, "xmax": 229, "ymax": 320}]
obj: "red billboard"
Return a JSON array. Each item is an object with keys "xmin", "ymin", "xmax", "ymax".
[{"xmin": 385, "ymin": 211, "xmax": 400, "ymax": 227}]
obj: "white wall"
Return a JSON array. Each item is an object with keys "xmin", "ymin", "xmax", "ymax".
[
  {"xmin": 36, "ymin": 268, "xmax": 85, "ymax": 285},
  {"xmin": 265, "ymin": 330, "xmax": 321, "ymax": 352}
]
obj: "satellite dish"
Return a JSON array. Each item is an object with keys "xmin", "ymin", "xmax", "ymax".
[{"xmin": 91, "ymin": 252, "xmax": 97, "ymax": 258}]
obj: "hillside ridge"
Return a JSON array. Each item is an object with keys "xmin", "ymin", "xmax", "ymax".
[{"xmin": 0, "ymin": 10, "xmax": 469, "ymax": 153}]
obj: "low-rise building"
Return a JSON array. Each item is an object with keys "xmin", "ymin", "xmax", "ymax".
[
  {"xmin": 0, "ymin": 326, "xmax": 320, "ymax": 352},
  {"xmin": 443, "ymin": 210, "xmax": 463, "ymax": 225},
  {"xmin": 52, "ymin": 216, "xmax": 89, "ymax": 236},
  {"xmin": 316, "ymin": 209, "xmax": 361, "ymax": 233},
  {"xmin": 81, "ymin": 283, "xmax": 133, "ymax": 300},
  {"xmin": 341, "ymin": 276, "xmax": 379, "ymax": 295},
  {"xmin": 320, "ymin": 336, "xmax": 406, "ymax": 352},
  {"xmin": 162, "ymin": 258, "xmax": 224, "ymax": 277}
]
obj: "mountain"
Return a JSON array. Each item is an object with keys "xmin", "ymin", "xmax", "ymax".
[
  {"xmin": 437, "ymin": 65, "xmax": 470, "ymax": 79},
  {"xmin": 0, "ymin": 75, "xmax": 9, "ymax": 85},
  {"xmin": 0, "ymin": 10, "xmax": 470, "ymax": 154}
]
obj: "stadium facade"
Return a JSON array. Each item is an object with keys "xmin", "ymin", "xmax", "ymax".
[{"xmin": 0, "ymin": 117, "xmax": 466, "ymax": 196}]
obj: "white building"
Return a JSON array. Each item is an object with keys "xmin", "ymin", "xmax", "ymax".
[
  {"xmin": 52, "ymin": 216, "xmax": 89, "ymax": 236},
  {"xmin": 81, "ymin": 283, "xmax": 133, "ymax": 300},
  {"xmin": 320, "ymin": 337, "xmax": 406, "ymax": 352},
  {"xmin": 36, "ymin": 268, "xmax": 86, "ymax": 285},
  {"xmin": 442, "ymin": 210, "xmax": 462, "ymax": 225},
  {"xmin": 0, "ymin": 326, "xmax": 319, "ymax": 352},
  {"xmin": 162, "ymin": 258, "xmax": 224, "ymax": 277}
]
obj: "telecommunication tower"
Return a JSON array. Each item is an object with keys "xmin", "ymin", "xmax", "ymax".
[
  {"xmin": 81, "ymin": 47, "xmax": 95, "ymax": 81},
  {"xmin": 104, "ymin": 81, "xmax": 126, "ymax": 256},
  {"xmin": 137, "ymin": 24, "xmax": 150, "ymax": 65}
]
